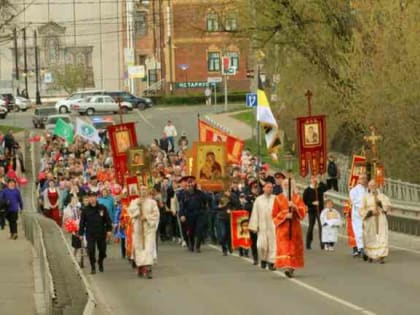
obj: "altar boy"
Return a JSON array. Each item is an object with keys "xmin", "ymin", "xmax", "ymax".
[{"xmin": 320, "ymin": 199, "xmax": 341, "ymax": 251}]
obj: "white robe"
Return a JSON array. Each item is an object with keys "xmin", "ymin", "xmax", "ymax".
[
  {"xmin": 349, "ymin": 184, "xmax": 367, "ymax": 249},
  {"xmin": 320, "ymin": 208, "xmax": 341, "ymax": 243},
  {"xmin": 359, "ymin": 192, "xmax": 390, "ymax": 259},
  {"xmin": 128, "ymin": 197, "xmax": 160, "ymax": 267},
  {"xmin": 249, "ymin": 194, "xmax": 276, "ymax": 263}
]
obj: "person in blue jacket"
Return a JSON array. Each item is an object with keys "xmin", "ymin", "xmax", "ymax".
[{"xmin": 0, "ymin": 179, "xmax": 23, "ymax": 239}]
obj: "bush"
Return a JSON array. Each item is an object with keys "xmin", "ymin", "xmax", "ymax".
[{"xmin": 150, "ymin": 92, "xmax": 248, "ymax": 106}]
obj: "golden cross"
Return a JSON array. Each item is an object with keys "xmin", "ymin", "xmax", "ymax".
[{"xmin": 364, "ymin": 125, "xmax": 382, "ymax": 146}]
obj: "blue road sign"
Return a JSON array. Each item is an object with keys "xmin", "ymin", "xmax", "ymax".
[{"xmin": 246, "ymin": 93, "xmax": 258, "ymax": 108}]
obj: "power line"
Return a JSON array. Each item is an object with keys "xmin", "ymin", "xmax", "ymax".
[{"xmin": 0, "ymin": 0, "xmax": 39, "ymax": 31}]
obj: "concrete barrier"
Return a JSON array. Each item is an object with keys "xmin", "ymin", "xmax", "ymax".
[{"xmin": 22, "ymin": 131, "xmax": 97, "ymax": 315}]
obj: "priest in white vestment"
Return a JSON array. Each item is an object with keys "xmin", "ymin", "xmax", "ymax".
[
  {"xmin": 249, "ymin": 182, "xmax": 277, "ymax": 270},
  {"xmin": 128, "ymin": 186, "xmax": 160, "ymax": 278},
  {"xmin": 349, "ymin": 174, "xmax": 368, "ymax": 258},
  {"xmin": 359, "ymin": 180, "xmax": 391, "ymax": 263}
]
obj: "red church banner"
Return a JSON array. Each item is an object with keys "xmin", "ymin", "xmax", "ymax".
[
  {"xmin": 198, "ymin": 119, "xmax": 244, "ymax": 164},
  {"xmin": 348, "ymin": 155, "xmax": 367, "ymax": 188},
  {"xmin": 297, "ymin": 115, "xmax": 327, "ymax": 177},
  {"xmin": 230, "ymin": 210, "xmax": 251, "ymax": 249},
  {"xmin": 107, "ymin": 122, "xmax": 138, "ymax": 185}
]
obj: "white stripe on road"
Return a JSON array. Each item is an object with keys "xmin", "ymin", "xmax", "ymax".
[
  {"xmin": 208, "ymin": 244, "xmax": 377, "ymax": 315},
  {"xmin": 135, "ymin": 110, "xmax": 154, "ymax": 129}
]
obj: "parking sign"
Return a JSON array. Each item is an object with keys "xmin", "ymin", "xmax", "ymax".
[{"xmin": 246, "ymin": 93, "xmax": 258, "ymax": 108}]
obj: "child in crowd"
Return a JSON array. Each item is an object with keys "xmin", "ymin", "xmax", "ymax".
[{"xmin": 320, "ymin": 199, "xmax": 342, "ymax": 251}]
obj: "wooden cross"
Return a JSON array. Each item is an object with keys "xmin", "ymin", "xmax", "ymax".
[{"xmin": 305, "ymin": 90, "xmax": 313, "ymax": 116}]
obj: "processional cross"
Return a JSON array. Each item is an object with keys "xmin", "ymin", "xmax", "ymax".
[
  {"xmin": 305, "ymin": 90, "xmax": 313, "ymax": 116},
  {"xmin": 364, "ymin": 125, "xmax": 382, "ymax": 161}
]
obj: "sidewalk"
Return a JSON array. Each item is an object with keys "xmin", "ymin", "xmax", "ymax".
[
  {"xmin": 0, "ymin": 222, "xmax": 36, "ymax": 315},
  {"xmin": 205, "ymin": 111, "xmax": 253, "ymax": 140}
]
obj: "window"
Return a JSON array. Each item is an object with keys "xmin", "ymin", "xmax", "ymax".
[
  {"xmin": 207, "ymin": 12, "xmax": 219, "ymax": 32},
  {"xmin": 208, "ymin": 52, "xmax": 220, "ymax": 72},
  {"xmin": 134, "ymin": 11, "xmax": 148, "ymax": 36},
  {"xmin": 138, "ymin": 55, "xmax": 147, "ymax": 65},
  {"xmin": 149, "ymin": 69, "xmax": 158, "ymax": 84},
  {"xmin": 46, "ymin": 38, "xmax": 58, "ymax": 63},
  {"xmin": 227, "ymin": 52, "xmax": 239, "ymax": 70},
  {"xmin": 225, "ymin": 13, "xmax": 238, "ymax": 31}
]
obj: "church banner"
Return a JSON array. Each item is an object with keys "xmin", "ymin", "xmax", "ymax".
[
  {"xmin": 107, "ymin": 122, "xmax": 138, "ymax": 185},
  {"xmin": 348, "ymin": 155, "xmax": 367, "ymax": 188},
  {"xmin": 198, "ymin": 119, "xmax": 244, "ymax": 164},
  {"xmin": 296, "ymin": 115, "xmax": 327, "ymax": 177},
  {"xmin": 230, "ymin": 210, "xmax": 251, "ymax": 249}
]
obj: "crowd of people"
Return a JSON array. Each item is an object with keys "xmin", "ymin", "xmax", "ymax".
[{"xmin": 0, "ymin": 118, "xmax": 391, "ymax": 280}]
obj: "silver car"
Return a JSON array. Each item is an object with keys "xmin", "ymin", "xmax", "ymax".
[
  {"xmin": 71, "ymin": 95, "xmax": 133, "ymax": 116},
  {"xmin": 45, "ymin": 114, "xmax": 73, "ymax": 135},
  {"xmin": 15, "ymin": 96, "xmax": 31, "ymax": 111}
]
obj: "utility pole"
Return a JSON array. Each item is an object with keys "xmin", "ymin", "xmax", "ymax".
[
  {"xmin": 13, "ymin": 28, "xmax": 19, "ymax": 96},
  {"xmin": 34, "ymin": 30, "xmax": 41, "ymax": 105},
  {"xmin": 22, "ymin": 28, "xmax": 28, "ymax": 98},
  {"xmin": 167, "ymin": 0, "xmax": 174, "ymax": 94}
]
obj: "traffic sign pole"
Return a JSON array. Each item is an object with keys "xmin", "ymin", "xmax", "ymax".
[{"xmin": 224, "ymin": 74, "xmax": 228, "ymax": 112}]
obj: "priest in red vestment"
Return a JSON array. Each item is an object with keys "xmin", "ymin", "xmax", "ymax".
[{"xmin": 272, "ymin": 179, "xmax": 306, "ymax": 278}]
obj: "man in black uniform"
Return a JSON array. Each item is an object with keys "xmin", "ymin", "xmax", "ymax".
[
  {"xmin": 303, "ymin": 176, "xmax": 328, "ymax": 250},
  {"xmin": 79, "ymin": 191, "xmax": 113, "ymax": 274},
  {"xmin": 179, "ymin": 176, "xmax": 209, "ymax": 253}
]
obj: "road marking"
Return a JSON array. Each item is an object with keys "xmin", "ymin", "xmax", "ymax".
[
  {"xmin": 208, "ymin": 244, "xmax": 377, "ymax": 315},
  {"xmin": 135, "ymin": 110, "xmax": 154, "ymax": 128}
]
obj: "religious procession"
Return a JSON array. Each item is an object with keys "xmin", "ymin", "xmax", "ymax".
[{"xmin": 27, "ymin": 83, "xmax": 392, "ymax": 282}]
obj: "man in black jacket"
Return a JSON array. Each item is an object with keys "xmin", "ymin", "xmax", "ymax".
[
  {"xmin": 79, "ymin": 191, "xmax": 113, "ymax": 274},
  {"xmin": 303, "ymin": 176, "xmax": 328, "ymax": 250}
]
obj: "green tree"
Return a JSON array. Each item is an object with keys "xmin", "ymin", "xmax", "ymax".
[
  {"xmin": 237, "ymin": 0, "xmax": 420, "ymax": 183},
  {"xmin": 51, "ymin": 64, "xmax": 92, "ymax": 95}
]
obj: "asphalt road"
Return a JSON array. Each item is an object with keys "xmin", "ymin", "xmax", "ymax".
[
  {"xmin": 86, "ymin": 229, "xmax": 420, "ymax": 315},
  {"xmin": 1, "ymin": 104, "xmax": 242, "ymax": 145}
]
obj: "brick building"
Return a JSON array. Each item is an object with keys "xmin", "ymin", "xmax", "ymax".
[
  {"xmin": 169, "ymin": 0, "xmax": 250, "ymax": 94},
  {"xmin": 123, "ymin": 0, "xmax": 250, "ymax": 95}
]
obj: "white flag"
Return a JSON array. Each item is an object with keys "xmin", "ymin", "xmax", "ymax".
[{"xmin": 75, "ymin": 118, "xmax": 101, "ymax": 144}]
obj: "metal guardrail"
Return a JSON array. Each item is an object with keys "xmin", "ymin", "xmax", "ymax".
[{"xmin": 338, "ymin": 169, "xmax": 420, "ymax": 204}]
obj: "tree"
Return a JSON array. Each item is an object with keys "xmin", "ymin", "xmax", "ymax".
[
  {"xmin": 51, "ymin": 64, "xmax": 92, "ymax": 95},
  {"xmin": 237, "ymin": 0, "xmax": 420, "ymax": 183}
]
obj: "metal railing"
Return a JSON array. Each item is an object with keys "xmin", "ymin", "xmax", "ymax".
[{"xmin": 338, "ymin": 172, "xmax": 420, "ymax": 204}]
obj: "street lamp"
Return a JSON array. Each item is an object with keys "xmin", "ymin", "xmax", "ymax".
[
  {"xmin": 178, "ymin": 64, "xmax": 189, "ymax": 95},
  {"xmin": 34, "ymin": 30, "xmax": 41, "ymax": 105}
]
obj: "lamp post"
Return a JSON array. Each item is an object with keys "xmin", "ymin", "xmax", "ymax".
[
  {"xmin": 34, "ymin": 30, "xmax": 42, "ymax": 105},
  {"xmin": 178, "ymin": 64, "xmax": 189, "ymax": 95}
]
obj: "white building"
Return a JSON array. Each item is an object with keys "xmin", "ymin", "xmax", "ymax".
[{"xmin": 0, "ymin": 0, "xmax": 124, "ymax": 98}]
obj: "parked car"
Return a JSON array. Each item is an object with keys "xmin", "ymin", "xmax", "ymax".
[
  {"xmin": 0, "ymin": 93, "xmax": 15, "ymax": 112},
  {"xmin": 32, "ymin": 106, "xmax": 57, "ymax": 128},
  {"xmin": 15, "ymin": 96, "xmax": 31, "ymax": 111},
  {"xmin": 71, "ymin": 95, "xmax": 133, "ymax": 116},
  {"xmin": 0, "ymin": 105, "xmax": 7, "ymax": 119},
  {"xmin": 45, "ymin": 114, "xmax": 73, "ymax": 135},
  {"xmin": 55, "ymin": 90, "xmax": 105, "ymax": 113},
  {"xmin": 106, "ymin": 91, "xmax": 153, "ymax": 110}
]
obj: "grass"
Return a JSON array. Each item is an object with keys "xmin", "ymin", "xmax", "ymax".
[
  {"xmin": 231, "ymin": 109, "xmax": 254, "ymax": 127},
  {"xmin": 0, "ymin": 125, "xmax": 25, "ymax": 134}
]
